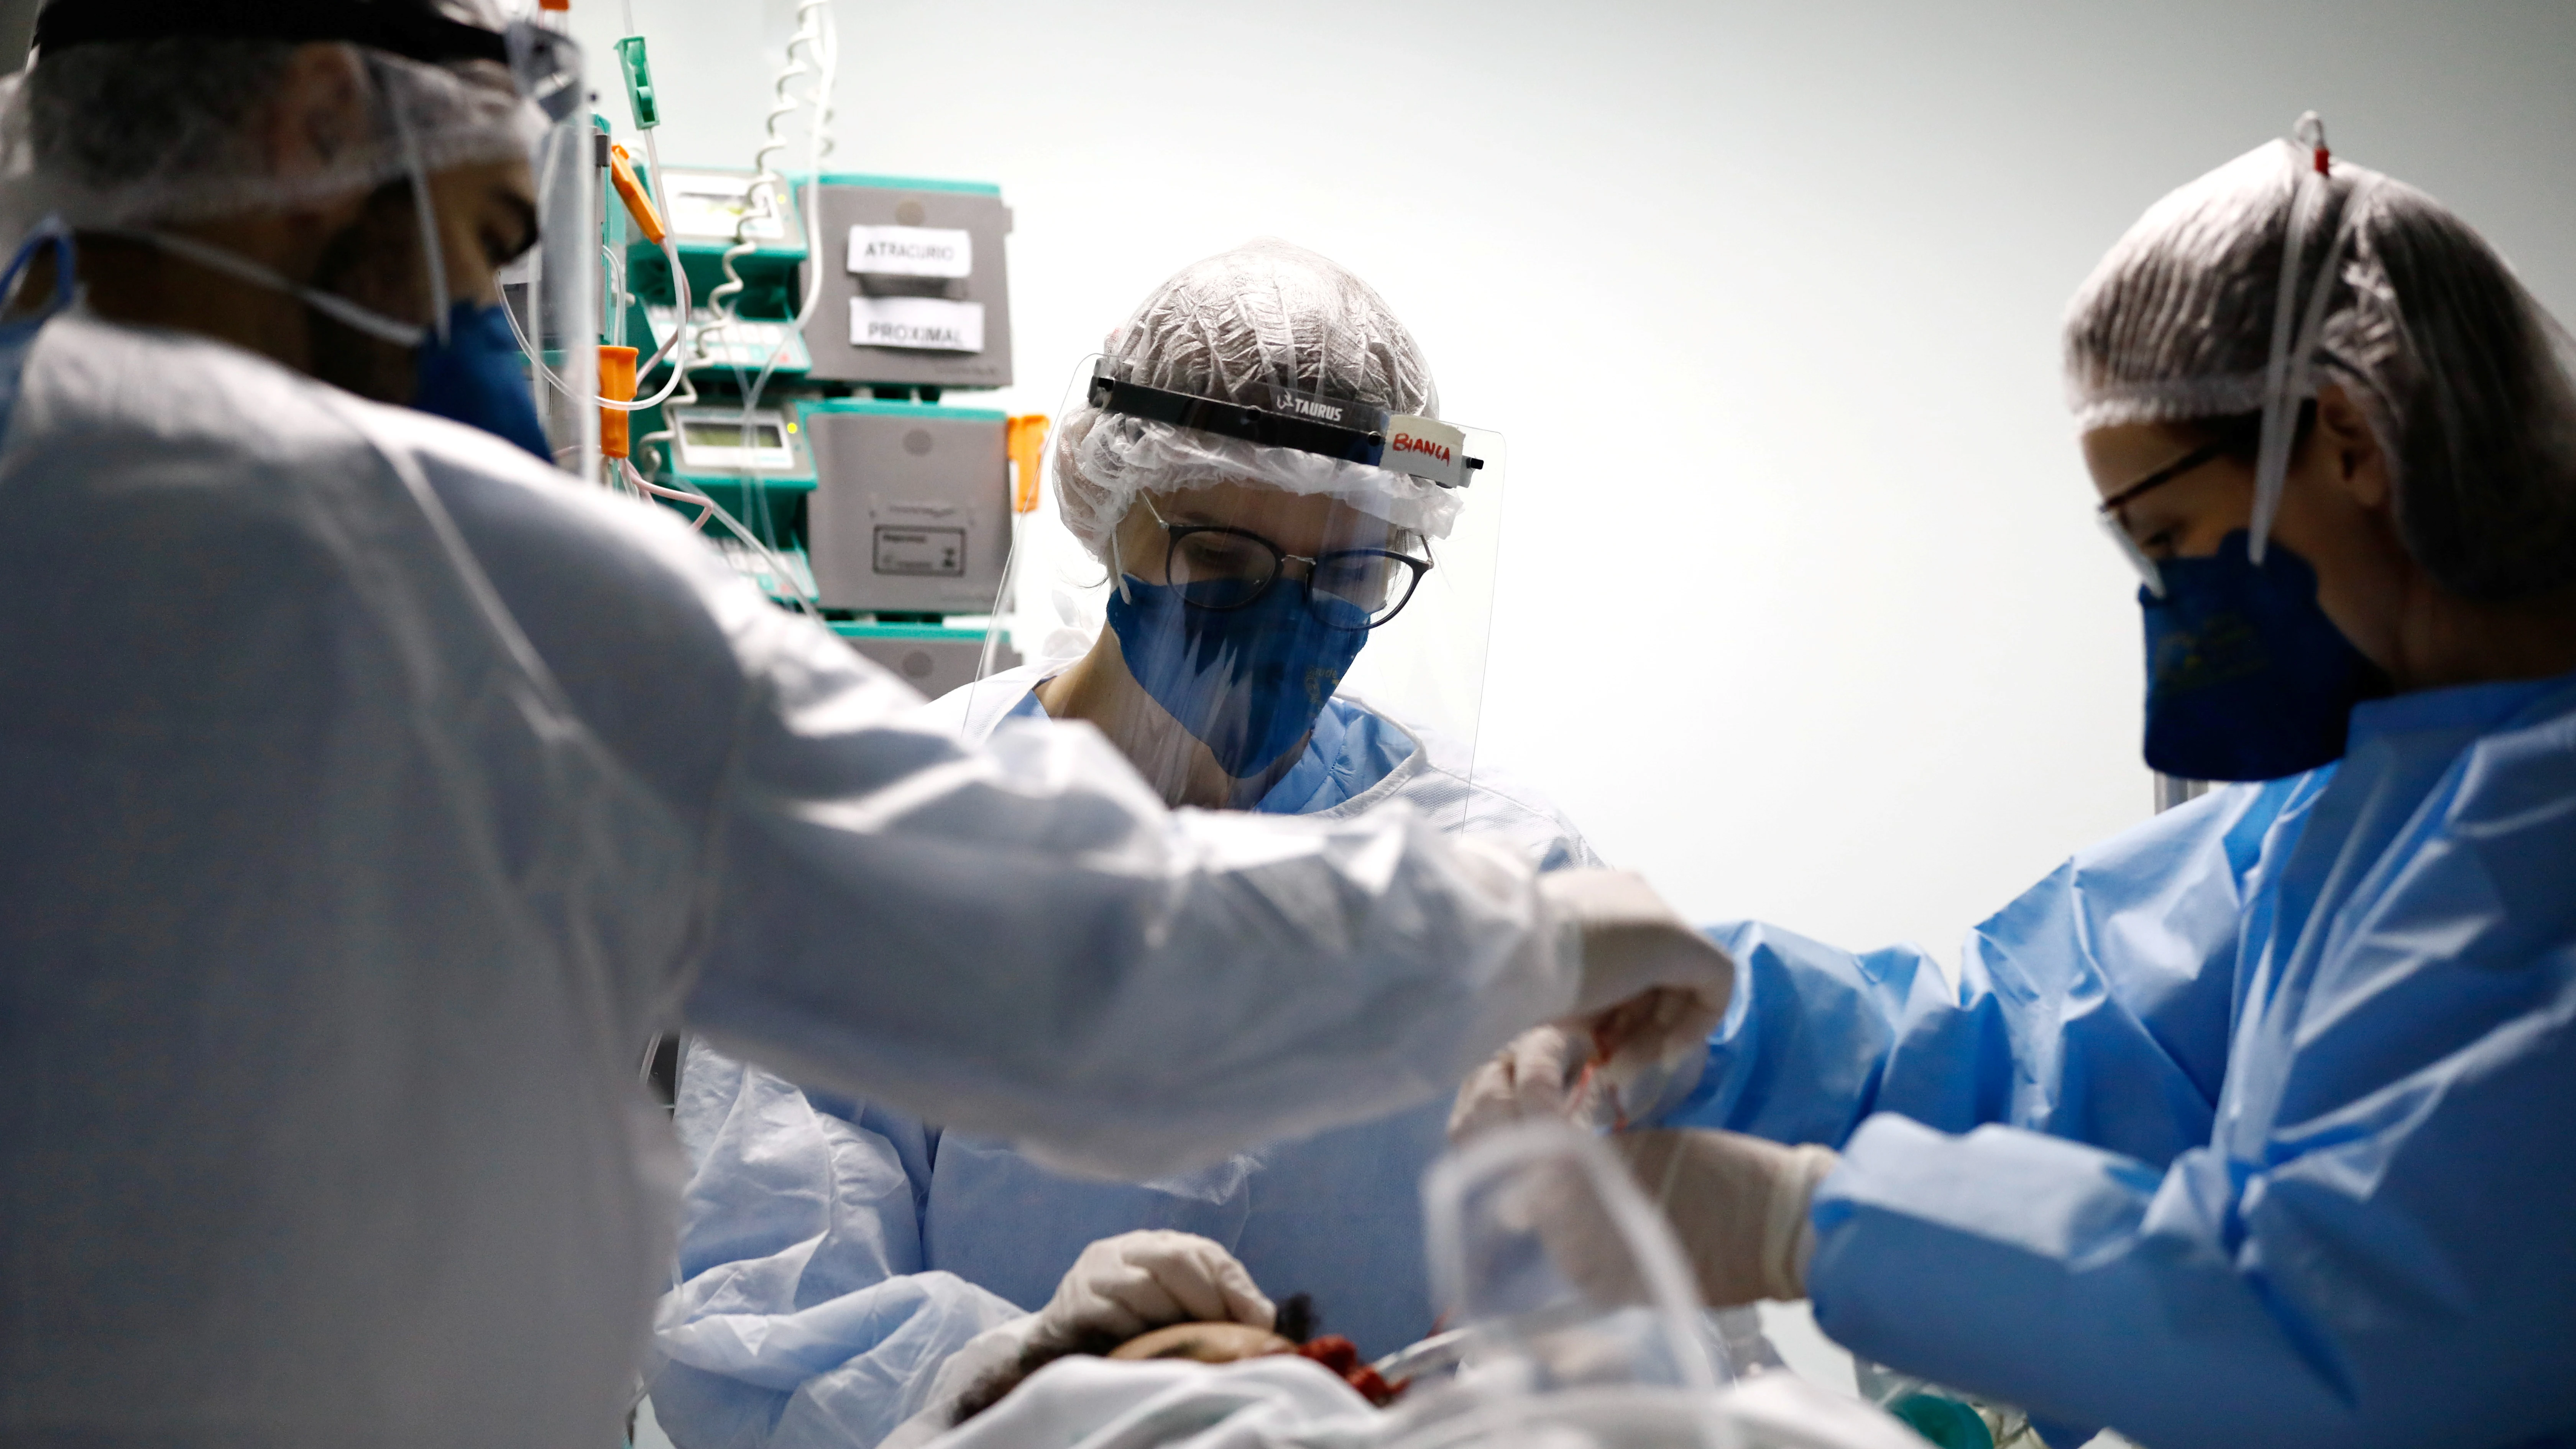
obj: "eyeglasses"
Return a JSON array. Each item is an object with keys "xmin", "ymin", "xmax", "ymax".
[
  {"xmin": 2096, "ymin": 439, "xmax": 2229, "ymax": 597},
  {"xmin": 1140, "ymin": 499, "xmax": 1433, "ymax": 631}
]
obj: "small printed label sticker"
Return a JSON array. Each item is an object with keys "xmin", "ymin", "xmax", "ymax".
[
  {"xmin": 874, "ymin": 526, "xmax": 966, "ymax": 577},
  {"xmin": 850, "ymin": 297, "xmax": 986, "ymax": 353},
  {"xmin": 848, "ymin": 225, "xmax": 973, "ymax": 278}
]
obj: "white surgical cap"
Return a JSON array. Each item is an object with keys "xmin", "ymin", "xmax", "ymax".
[
  {"xmin": 1053, "ymin": 239, "xmax": 1462, "ymax": 560},
  {"xmin": 0, "ymin": 0, "xmax": 532, "ymax": 231},
  {"xmin": 2063, "ymin": 135, "xmax": 2576, "ymax": 599}
]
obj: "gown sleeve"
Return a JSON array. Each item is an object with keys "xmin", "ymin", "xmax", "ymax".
[
  {"xmin": 647, "ymin": 1043, "xmax": 1027, "ymax": 1449},
  {"xmin": 425, "ymin": 463, "xmax": 1579, "ymax": 1183},
  {"xmin": 1808, "ymin": 812, "xmax": 2576, "ymax": 1448},
  {"xmin": 682, "ymin": 562, "xmax": 1577, "ymax": 1182},
  {"xmin": 1659, "ymin": 778, "xmax": 2303, "ymax": 1168}
]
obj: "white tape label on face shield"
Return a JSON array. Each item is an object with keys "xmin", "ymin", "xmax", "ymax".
[
  {"xmin": 851, "ymin": 296, "xmax": 986, "ymax": 352},
  {"xmin": 848, "ymin": 226, "xmax": 973, "ymax": 278},
  {"xmin": 1385, "ymin": 415, "xmax": 1470, "ymax": 488}
]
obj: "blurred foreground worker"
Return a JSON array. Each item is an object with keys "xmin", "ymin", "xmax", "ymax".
[
  {"xmin": 651, "ymin": 242, "xmax": 1602, "ymax": 1449},
  {"xmin": 0, "ymin": 6, "xmax": 1730, "ymax": 1447},
  {"xmin": 1457, "ymin": 119, "xmax": 2576, "ymax": 1449}
]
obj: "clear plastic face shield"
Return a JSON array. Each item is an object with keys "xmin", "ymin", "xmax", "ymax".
[
  {"xmin": 976, "ymin": 356, "xmax": 1506, "ymax": 817},
  {"xmin": 1375, "ymin": 1123, "xmax": 1736, "ymax": 1449},
  {"xmin": 496, "ymin": 22, "xmax": 596, "ymax": 475}
]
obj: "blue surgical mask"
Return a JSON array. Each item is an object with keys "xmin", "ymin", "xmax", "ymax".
[
  {"xmin": 2140, "ymin": 530, "xmax": 2390, "ymax": 781},
  {"xmin": 412, "ymin": 299, "xmax": 552, "ymax": 461},
  {"xmin": 1106, "ymin": 575, "xmax": 1368, "ymax": 777},
  {"xmin": 112, "ymin": 229, "xmax": 552, "ymax": 461}
]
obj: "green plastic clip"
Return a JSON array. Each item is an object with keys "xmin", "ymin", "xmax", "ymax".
[{"xmin": 615, "ymin": 36, "xmax": 659, "ymax": 131}]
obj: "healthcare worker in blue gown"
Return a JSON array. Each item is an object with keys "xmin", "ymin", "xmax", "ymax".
[
  {"xmin": 1456, "ymin": 125, "xmax": 2576, "ymax": 1449},
  {"xmin": 647, "ymin": 242, "xmax": 1604, "ymax": 1449}
]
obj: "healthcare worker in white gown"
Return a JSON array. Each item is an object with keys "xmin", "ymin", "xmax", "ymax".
[
  {"xmin": 651, "ymin": 243, "xmax": 1603, "ymax": 1449},
  {"xmin": 0, "ymin": 12, "xmax": 1728, "ymax": 1449}
]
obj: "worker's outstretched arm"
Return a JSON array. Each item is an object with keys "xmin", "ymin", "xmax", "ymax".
[
  {"xmin": 1661, "ymin": 779, "xmax": 2302, "ymax": 1166},
  {"xmin": 430, "ymin": 460, "xmax": 1722, "ymax": 1181},
  {"xmin": 1809, "ymin": 936, "xmax": 2576, "ymax": 1449}
]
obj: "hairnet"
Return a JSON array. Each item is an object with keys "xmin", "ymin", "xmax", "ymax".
[
  {"xmin": 2065, "ymin": 136, "xmax": 2576, "ymax": 600},
  {"xmin": 1054, "ymin": 239, "xmax": 1461, "ymax": 561},
  {"xmin": 0, "ymin": 0, "xmax": 532, "ymax": 230}
]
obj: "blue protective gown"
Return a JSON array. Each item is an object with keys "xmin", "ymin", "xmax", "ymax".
[
  {"xmin": 1661, "ymin": 670, "xmax": 2576, "ymax": 1449},
  {"xmin": 649, "ymin": 678, "xmax": 1601, "ymax": 1449}
]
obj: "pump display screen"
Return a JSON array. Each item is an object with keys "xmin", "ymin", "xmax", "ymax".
[
  {"xmin": 672, "ymin": 409, "xmax": 802, "ymax": 476},
  {"xmin": 683, "ymin": 419, "xmax": 786, "ymax": 450}
]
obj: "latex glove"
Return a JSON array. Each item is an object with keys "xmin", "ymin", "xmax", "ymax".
[
  {"xmin": 1449, "ymin": 1025, "xmax": 1583, "ymax": 1144},
  {"xmin": 1028, "ymin": 1230, "xmax": 1275, "ymax": 1352},
  {"xmin": 1550, "ymin": 871, "xmax": 1735, "ymax": 1070},
  {"xmin": 1615, "ymin": 1129, "xmax": 1839, "ymax": 1306}
]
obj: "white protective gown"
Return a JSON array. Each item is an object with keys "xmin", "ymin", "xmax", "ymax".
[{"xmin": 0, "ymin": 314, "xmax": 1577, "ymax": 1449}]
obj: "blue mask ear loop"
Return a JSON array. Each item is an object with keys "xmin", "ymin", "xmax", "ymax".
[
  {"xmin": 0, "ymin": 217, "xmax": 79, "ymax": 320},
  {"xmin": 380, "ymin": 58, "xmax": 453, "ymax": 347}
]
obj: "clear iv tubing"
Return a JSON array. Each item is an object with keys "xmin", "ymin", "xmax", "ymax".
[
  {"xmin": 502, "ymin": 192, "xmax": 693, "ymax": 412},
  {"xmin": 620, "ymin": 457, "xmax": 820, "ymax": 616},
  {"xmin": 631, "ymin": 122, "xmax": 698, "ymax": 467}
]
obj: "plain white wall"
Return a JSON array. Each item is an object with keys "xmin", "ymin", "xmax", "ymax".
[{"xmin": 570, "ymin": 0, "xmax": 2576, "ymax": 963}]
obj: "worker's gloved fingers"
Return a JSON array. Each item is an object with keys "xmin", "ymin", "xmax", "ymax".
[
  {"xmin": 1196, "ymin": 1248, "xmax": 1277, "ymax": 1330},
  {"xmin": 1050, "ymin": 1230, "xmax": 1273, "ymax": 1341},
  {"xmin": 1584, "ymin": 985, "xmax": 1724, "ymax": 1071},
  {"xmin": 1449, "ymin": 1054, "xmax": 1515, "ymax": 1144},
  {"xmin": 1129, "ymin": 1239, "xmax": 1273, "ymax": 1329},
  {"xmin": 1546, "ymin": 871, "xmax": 1735, "ymax": 1042},
  {"xmin": 1766, "ymin": 1144, "xmax": 1840, "ymax": 1302},
  {"xmin": 1451, "ymin": 1026, "xmax": 1582, "ymax": 1144},
  {"xmin": 1510, "ymin": 1027, "xmax": 1582, "ymax": 1117},
  {"xmin": 1611, "ymin": 1130, "xmax": 1835, "ymax": 1308}
]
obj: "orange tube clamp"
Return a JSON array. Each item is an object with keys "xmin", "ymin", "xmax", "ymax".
[
  {"xmin": 608, "ymin": 144, "xmax": 667, "ymax": 245},
  {"xmin": 1006, "ymin": 414, "xmax": 1050, "ymax": 514},
  {"xmin": 599, "ymin": 345, "xmax": 638, "ymax": 460}
]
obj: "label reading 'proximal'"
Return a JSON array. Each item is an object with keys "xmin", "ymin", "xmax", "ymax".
[{"xmin": 850, "ymin": 297, "xmax": 985, "ymax": 353}]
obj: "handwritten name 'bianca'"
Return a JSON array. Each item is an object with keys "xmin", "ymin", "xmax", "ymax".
[{"xmin": 1390, "ymin": 432, "xmax": 1451, "ymax": 464}]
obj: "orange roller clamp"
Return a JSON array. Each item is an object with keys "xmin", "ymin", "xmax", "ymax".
[{"xmin": 599, "ymin": 345, "xmax": 638, "ymax": 460}]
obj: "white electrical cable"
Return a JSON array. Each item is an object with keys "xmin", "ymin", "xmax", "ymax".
[
  {"xmin": 729, "ymin": 0, "xmax": 836, "ymax": 444},
  {"xmin": 705, "ymin": 0, "xmax": 837, "ymax": 606}
]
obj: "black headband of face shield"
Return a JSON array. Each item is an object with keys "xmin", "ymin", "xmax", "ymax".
[
  {"xmin": 1088, "ymin": 373, "xmax": 1486, "ymax": 486},
  {"xmin": 1091, "ymin": 373, "xmax": 1386, "ymax": 466},
  {"xmin": 33, "ymin": 0, "xmax": 509, "ymax": 66}
]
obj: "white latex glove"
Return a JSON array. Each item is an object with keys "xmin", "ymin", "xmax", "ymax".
[
  {"xmin": 1028, "ymin": 1230, "xmax": 1276, "ymax": 1352},
  {"xmin": 1549, "ymin": 871, "xmax": 1735, "ymax": 1069},
  {"xmin": 1449, "ymin": 1025, "xmax": 1584, "ymax": 1143},
  {"xmin": 1615, "ymin": 1129, "xmax": 1839, "ymax": 1306}
]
